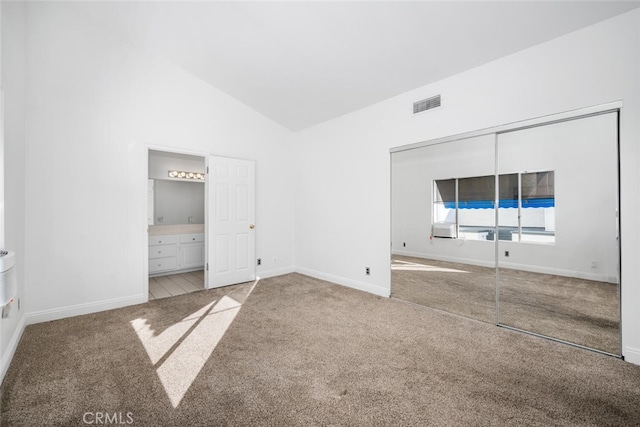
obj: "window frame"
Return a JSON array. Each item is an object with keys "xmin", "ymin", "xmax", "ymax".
[{"xmin": 432, "ymin": 170, "xmax": 555, "ymax": 244}]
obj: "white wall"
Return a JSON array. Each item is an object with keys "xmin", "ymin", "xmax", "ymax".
[
  {"xmin": 294, "ymin": 9, "xmax": 640, "ymax": 361},
  {"xmin": 1, "ymin": 1, "xmax": 27, "ymax": 381},
  {"xmin": 23, "ymin": 2, "xmax": 295, "ymax": 323},
  {"xmin": 392, "ymin": 113, "xmax": 619, "ymax": 283},
  {"xmin": 0, "ymin": 0, "xmax": 3, "ymax": 248}
]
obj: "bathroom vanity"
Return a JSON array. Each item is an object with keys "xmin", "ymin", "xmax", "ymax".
[{"xmin": 148, "ymin": 225, "xmax": 204, "ymax": 276}]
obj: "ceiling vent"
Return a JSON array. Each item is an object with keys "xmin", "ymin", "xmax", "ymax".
[{"xmin": 413, "ymin": 95, "xmax": 441, "ymax": 114}]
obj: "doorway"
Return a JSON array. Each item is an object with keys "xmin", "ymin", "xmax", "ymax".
[
  {"xmin": 145, "ymin": 149, "xmax": 257, "ymax": 300},
  {"xmin": 148, "ymin": 150, "xmax": 207, "ymax": 300}
]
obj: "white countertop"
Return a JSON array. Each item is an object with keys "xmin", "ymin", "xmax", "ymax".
[{"xmin": 148, "ymin": 224, "xmax": 205, "ymax": 236}]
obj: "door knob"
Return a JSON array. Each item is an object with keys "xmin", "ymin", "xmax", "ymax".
[{"xmin": 249, "ymin": 224, "xmax": 255, "ymax": 229}]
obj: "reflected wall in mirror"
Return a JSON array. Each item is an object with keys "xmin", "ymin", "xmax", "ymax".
[
  {"xmin": 391, "ymin": 135, "xmax": 497, "ymax": 323},
  {"xmin": 497, "ymin": 112, "xmax": 620, "ymax": 355}
]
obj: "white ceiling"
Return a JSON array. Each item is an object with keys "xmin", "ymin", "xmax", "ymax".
[{"xmin": 70, "ymin": 1, "xmax": 640, "ymax": 131}]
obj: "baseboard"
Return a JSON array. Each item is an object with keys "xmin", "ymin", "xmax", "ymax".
[
  {"xmin": 295, "ymin": 267, "xmax": 390, "ymax": 298},
  {"xmin": 0, "ymin": 314, "xmax": 26, "ymax": 383},
  {"xmin": 25, "ymin": 294, "xmax": 147, "ymax": 325},
  {"xmin": 149, "ymin": 266, "xmax": 203, "ymax": 278},
  {"xmin": 393, "ymin": 251, "xmax": 616, "ymax": 283},
  {"xmin": 500, "ymin": 262, "xmax": 616, "ymax": 283},
  {"xmin": 623, "ymin": 346, "xmax": 640, "ymax": 365},
  {"xmin": 25, "ymin": 267, "xmax": 296, "ymax": 325},
  {"xmin": 257, "ymin": 265, "xmax": 296, "ymax": 279},
  {"xmin": 393, "ymin": 250, "xmax": 495, "ymax": 268}
]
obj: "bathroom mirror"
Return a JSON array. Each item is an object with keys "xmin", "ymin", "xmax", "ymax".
[{"xmin": 153, "ymin": 179, "xmax": 205, "ymax": 225}]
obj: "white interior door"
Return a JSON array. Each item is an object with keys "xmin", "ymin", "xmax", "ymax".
[{"xmin": 206, "ymin": 156, "xmax": 256, "ymax": 289}]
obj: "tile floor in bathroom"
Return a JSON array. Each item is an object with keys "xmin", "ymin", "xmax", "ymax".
[{"xmin": 148, "ymin": 270, "xmax": 205, "ymax": 300}]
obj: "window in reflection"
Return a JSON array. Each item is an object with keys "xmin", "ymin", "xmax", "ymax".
[
  {"xmin": 432, "ymin": 172, "xmax": 555, "ymax": 243},
  {"xmin": 499, "ymin": 171, "xmax": 555, "ymax": 243},
  {"xmin": 433, "ymin": 179, "xmax": 456, "ymax": 236},
  {"xmin": 458, "ymin": 175, "xmax": 496, "ymax": 241},
  {"xmin": 520, "ymin": 171, "xmax": 555, "ymax": 243}
]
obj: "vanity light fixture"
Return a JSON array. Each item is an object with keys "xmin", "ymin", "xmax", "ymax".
[{"xmin": 168, "ymin": 170, "xmax": 205, "ymax": 180}]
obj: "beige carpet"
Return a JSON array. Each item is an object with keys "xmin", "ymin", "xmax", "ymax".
[
  {"xmin": 392, "ymin": 255, "xmax": 497, "ymax": 323},
  {"xmin": 2, "ymin": 273, "xmax": 639, "ymax": 426},
  {"xmin": 392, "ymin": 255, "xmax": 620, "ymax": 354}
]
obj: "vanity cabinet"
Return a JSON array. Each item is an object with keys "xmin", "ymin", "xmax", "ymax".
[
  {"xmin": 149, "ymin": 233, "xmax": 204, "ymax": 275},
  {"xmin": 179, "ymin": 234, "xmax": 205, "ymax": 270},
  {"xmin": 148, "ymin": 236, "xmax": 178, "ymax": 273}
]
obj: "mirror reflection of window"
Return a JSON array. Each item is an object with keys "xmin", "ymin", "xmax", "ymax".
[
  {"xmin": 458, "ymin": 175, "xmax": 495, "ymax": 241},
  {"xmin": 520, "ymin": 171, "xmax": 555, "ymax": 243},
  {"xmin": 499, "ymin": 171, "xmax": 555, "ymax": 243},
  {"xmin": 497, "ymin": 174, "xmax": 519, "ymax": 241},
  {"xmin": 433, "ymin": 179, "xmax": 455, "ymax": 225},
  {"xmin": 433, "ymin": 171, "xmax": 555, "ymax": 244}
]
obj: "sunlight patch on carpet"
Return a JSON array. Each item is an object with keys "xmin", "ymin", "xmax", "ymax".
[
  {"xmin": 131, "ymin": 279, "xmax": 259, "ymax": 408},
  {"xmin": 130, "ymin": 300, "xmax": 218, "ymax": 365},
  {"xmin": 391, "ymin": 260, "xmax": 469, "ymax": 274}
]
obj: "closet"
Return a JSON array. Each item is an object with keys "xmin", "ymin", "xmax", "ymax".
[{"xmin": 391, "ymin": 109, "xmax": 620, "ymax": 355}]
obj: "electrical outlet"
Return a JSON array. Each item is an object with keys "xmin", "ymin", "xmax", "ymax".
[
  {"xmin": 403, "ymin": 242, "xmax": 406, "ymax": 247},
  {"xmin": 273, "ymin": 258, "xmax": 277, "ymax": 264},
  {"xmin": 366, "ymin": 267, "xmax": 370, "ymax": 276},
  {"xmin": 591, "ymin": 261, "xmax": 598, "ymax": 269},
  {"xmin": 17, "ymin": 298, "xmax": 20, "ymax": 311},
  {"xmin": 504, "ymin": 251, "xmax": 510, "ymax": 257},
  {"xmin": 257, "ymin": 258, "xmax": 261, "ymax": 266}
]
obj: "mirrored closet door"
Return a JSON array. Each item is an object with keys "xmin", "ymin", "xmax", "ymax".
[
  {"xmin": 391, "ymin": 135, "xmax": 497, "ymax": 324},
  {"xmin": 391, "ymin": 109, "xmax": 621, "ymax": 356},
  {"xmin": 496, "ymin": 112, "xmax": 620, "ymax": 355}
]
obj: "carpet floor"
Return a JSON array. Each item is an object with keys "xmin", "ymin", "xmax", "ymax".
[
  {"xmin": 2, "ymin": 273, "xmax": 639, "ymax": 426},
  {"xmin": 391, "ymin": 255, "xmax": 620, "ymax": 354}
]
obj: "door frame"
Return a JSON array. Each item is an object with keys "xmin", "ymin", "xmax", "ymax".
[{"xmin": 143, "ymin": 145, "xmax": 210, "ymax": 300}]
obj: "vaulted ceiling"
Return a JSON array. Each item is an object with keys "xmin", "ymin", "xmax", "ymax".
[{"xmin": 70, "ymin": 1, "xmax": 640, "ymax": 131}]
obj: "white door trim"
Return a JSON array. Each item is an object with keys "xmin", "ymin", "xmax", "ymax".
[{"xmin": 143, "ymin": 145, "xmax": 210, "ymax": 300}]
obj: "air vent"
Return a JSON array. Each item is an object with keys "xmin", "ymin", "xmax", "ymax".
[{"xmin": 413, "ymin": 95, "xmax": 441, "ymax": 114}]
